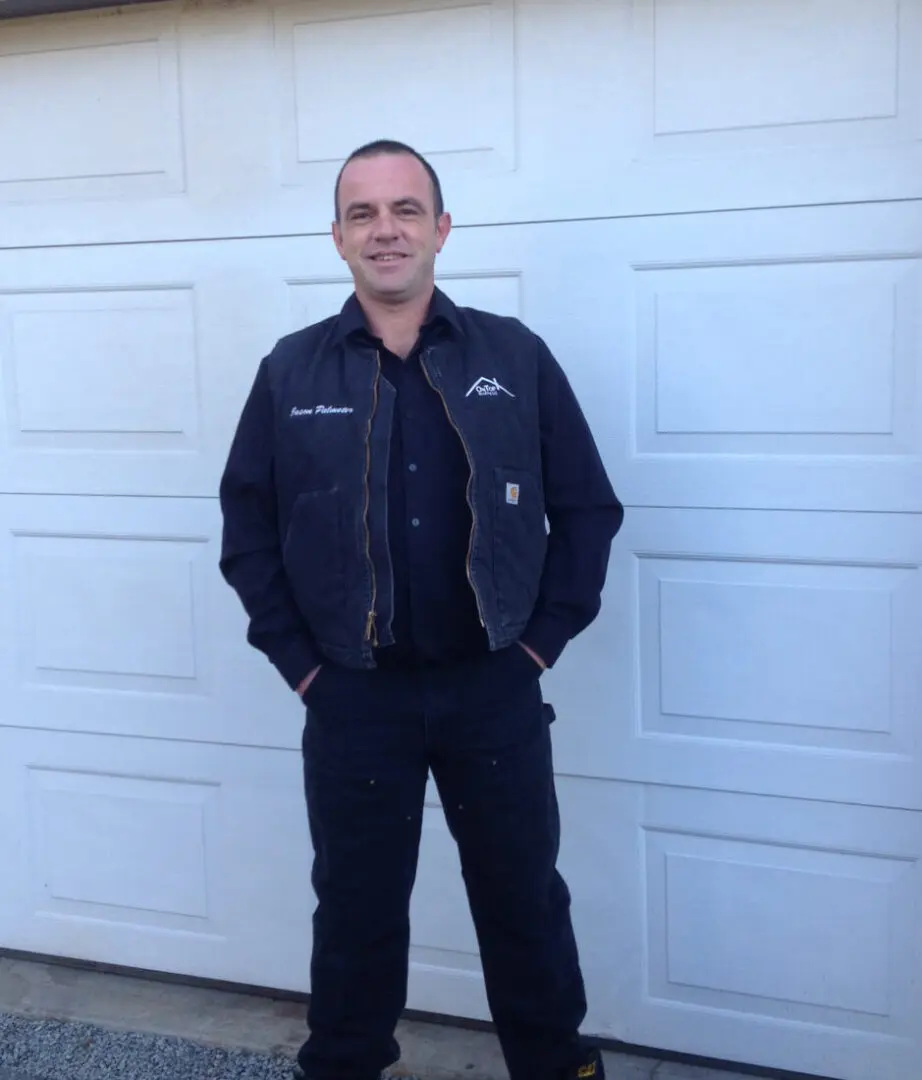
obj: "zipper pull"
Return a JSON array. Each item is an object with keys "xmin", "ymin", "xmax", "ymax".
[{"xmin": 365, "ymin": 610, "xmax": 378, "ymax": 645}]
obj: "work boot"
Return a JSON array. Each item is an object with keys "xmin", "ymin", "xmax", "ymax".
[{"xmin": 562, "ymin": 1047, "xmax": 605, "ymax": 1080}]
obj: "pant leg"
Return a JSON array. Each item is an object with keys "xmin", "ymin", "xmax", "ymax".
[
  {"xmin": 298, "ymin": 674, "xmax": 428, "ymax": 1080},
  {"xmin": 429, "ymin": 679, "xmax": 587, "ymax": 1080}
]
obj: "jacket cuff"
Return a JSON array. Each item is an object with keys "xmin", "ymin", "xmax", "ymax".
[
  {"xmin": 519, "ymin": 613, "xmax": 570, "ymax": 669},
  {"xmin": 271, "ymin": 635, "xmax": 323, "ymax": 692}
]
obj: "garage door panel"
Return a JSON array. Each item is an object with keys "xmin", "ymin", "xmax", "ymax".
[
  {"xmin": 548, "ymin": 507, "xmax": 922, "ymax": 809},
  {"xmin": 0, "ymin": 8, "xmax": 185, "ymax": 205},
  {"xmin": 0, "ymin": 246, "xmax": 280, "ymax": 497},
  {"xmin": 623, "ymin": 0, "xmax": 922, "ymax": 155},
  {"xmin": 649, "ymin": 852, "xmax": 898, "ymax": 1025},
  {"xmin": 273, "ymin": 0, "xmax": 516, "ymax": 188},
  {"xmin": 16, "ymin": 530, "xmax": 206, "ymax": 693},
  {"xmin": 3, "ymin": 285, "xmax": 200, "ymax": 452},
  {"xmin": 634, "ymin": 257, "xmax": 918, "ymax": 454},
  {"xmin": 0, "ymin": 495, "xmax": 300, "ymax": 750},
  {"xmin": 2, "ymin": 0, "xmax": 921, "ymax": 249},
  {"xmin": 5, "ymin": 207, "xmax": 917, "ymax": 511},
  {"xmin": 649, "ymin": 0, "xmax": 900, "ymax": 135},
  {"xmin": 613, "ymin": 783, "xmax": 922, "ymax": 1080},
  {"xmin": 616, "ymin": 204, "xmax": 922, "ymax": 513},
  {"xmin": 608, "ymin": 0, "xmax": 922, "ymax": 217},
  {"xmin": 642, "ymin": 557, "xmax": 911, "ymax": 754},
  {"xmin": 0, "ymin": 726, "xmax": 314, "ymax": 991}
]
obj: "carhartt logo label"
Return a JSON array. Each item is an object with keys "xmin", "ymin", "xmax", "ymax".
[
  {"xmin": 466, "ymin": 377, "xmax": 515, "ymax": 399},
  {"xmin": 576, "ymin": 1064, "xmax": 597, "ymax": 1079},
  {"xmin": 290, "ymin": 405, "xmax": 354, "ymax": 417},
  {"xmin": 506, "ymin": 483, "xmax": 520, "ymax": 506}
]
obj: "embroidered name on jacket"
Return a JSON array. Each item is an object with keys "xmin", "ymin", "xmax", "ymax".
[{"xmin": 290, "ymin": 405, "xmax": 355, "ymax": 416}]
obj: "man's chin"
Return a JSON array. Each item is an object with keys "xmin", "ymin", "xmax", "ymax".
[
  {"xmin": 355, "ymin": 264, "xmax": 433, "ymax": 304},
  {"xmin": 364, "ymin": 275, "xmax": 417, "ymax": 302}
]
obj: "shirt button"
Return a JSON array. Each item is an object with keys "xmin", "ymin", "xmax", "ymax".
[
  {"xmin": 408, "ymin": 463, "xmax": 418, "ymax": 473},
  {"xmin": 411, "ymin": 518, "xmax": 420, "ymax": 528}
]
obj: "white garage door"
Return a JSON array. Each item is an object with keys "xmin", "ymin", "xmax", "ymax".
[{"xmin": 0, "ymin": 3, "xmax": 920, "ymax": 1079}]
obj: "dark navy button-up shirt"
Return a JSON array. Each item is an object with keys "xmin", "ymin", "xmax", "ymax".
[{"xmin": 338, "ymin": 291, "xmax": 487, "ymax": 668}]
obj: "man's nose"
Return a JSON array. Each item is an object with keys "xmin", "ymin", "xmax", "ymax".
[{"xmin": 373, "ymin": 212, "xmax": 399, "ymax": 240}]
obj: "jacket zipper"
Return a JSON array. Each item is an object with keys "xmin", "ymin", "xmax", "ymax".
[
  {"xmin": 363, "ymin": 351, "xmax": 381, "ymax": 645},
  {"xmin": 420, "ymin": 352, "xmax": 486, "ymax": 629}
]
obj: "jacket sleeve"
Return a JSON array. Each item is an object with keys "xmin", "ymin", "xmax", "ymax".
[
  {"xmin": 519, "ymin": 337, "xmax": 624, "ymax": 668},
  {"xmin": 219, "ymin": 356, "xmax": 322, "ymax": 691}
]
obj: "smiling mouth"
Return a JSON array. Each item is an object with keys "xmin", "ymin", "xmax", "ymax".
[{"xmin": 368, "ymin": 253, "xmax": 409, "ymax": 263}]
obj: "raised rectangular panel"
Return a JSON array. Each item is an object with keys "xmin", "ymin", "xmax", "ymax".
[
  {"xmin": 27, "ymin": 767, "xmax": 218, "ymax": 932},
  {"xmin": 624, "ymin": 787, "xmax": 922, "ymax": 1076},
  {"xmin": 0, "ymin": 729, "xmax": 320, "ymax": 988},
  {"xmin": 660, "ymin": 573, "xmax": 892, "ymax": 730},
  {"xmin": 643, "ymin": 810, "xmax": 916, "ymax": 1034},
  {"xmin": 276, "ymin": 0, "xmax": 516, "ymax": 184},
  {"xmin": 1, "ymin": 288, "xmax": 200, "ymax": 452},
  {"xmin": 0, "ymin": 497, "xmax": 279, "ymax": 749},
  {"xmin": 634, "ymin": 257, "xmax": 920, "ymax": 456},
  {"xmin": 288, "ymin": 271, "xmax": 521, "ymax": 330},
  {"xmin": 14, "ymin": 532, "xmax": 208, "ymax": 695},
  {"xmin": 587, "ymin": 508, "xmax": 922, "ymax": 810},
  {"xmin": 619, "ymin": 0, "xmax": 922, "ymax": 214},
  {"xmin": 652, "ymin": 0, "xmax": 899, "ymax": 136},
  {"xmin": 638, "ymin": 554, "xmax": 919, "ymax": 755},
  {"xmin": 661, "ymin": 852, "xmax": 892, "ymax": 1015},
  {"xmin": 0, "ymin": 22, "xmax": 184, "ymax": 200},
  {"xmin": 654, "ymin": 286, "xmax": 893, "ymax": 434}
]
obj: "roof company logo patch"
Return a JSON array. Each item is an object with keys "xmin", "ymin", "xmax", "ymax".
[
  {"xmin": 290, "ymin": 404, "xmax": 354, "ymax": 417},
  {"xmin": 466, "ymin": 376, "xmax": 515, "ymax": 399}
]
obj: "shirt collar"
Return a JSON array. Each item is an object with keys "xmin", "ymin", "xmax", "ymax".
[{"xmin": 333, "ymin": 286, "xmax": 464, "ymax": 345}]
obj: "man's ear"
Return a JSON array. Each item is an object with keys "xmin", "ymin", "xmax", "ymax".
[
  {"xmin": 332, "ymin": 220, "xmax": 347, "ymax": 260},
  {"xmin": 435, "ymin": 212, "xmax": 452, "ymax": 254}
]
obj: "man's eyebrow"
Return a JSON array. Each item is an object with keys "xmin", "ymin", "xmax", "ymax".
[{"xmin": 344, "ymin": 200, "xmax": 375, "ymax": 216}]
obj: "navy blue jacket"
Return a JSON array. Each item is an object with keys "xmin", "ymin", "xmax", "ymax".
[{"xmin": 219, "ymin": 290, "xmax": 623, "ymax": 689}]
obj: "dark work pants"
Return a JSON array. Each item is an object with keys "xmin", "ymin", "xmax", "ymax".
[{"xmin": 297, "ymin": 669, "xmax": 587, "ymax": 1080}]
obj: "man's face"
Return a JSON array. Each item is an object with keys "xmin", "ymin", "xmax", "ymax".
[{"xmin": 333, "ymin": 152, "xmax": 451, "ymax": 304}]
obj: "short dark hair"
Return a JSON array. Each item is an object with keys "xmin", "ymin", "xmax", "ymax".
[{"xmin": 334, "ymin": 139, "xmax": 445, "ymax": 221}]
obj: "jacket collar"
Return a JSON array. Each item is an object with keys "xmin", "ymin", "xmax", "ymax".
[{"xmin": 332, "ymin": 286, "xmax": 464, "ymax": 346}]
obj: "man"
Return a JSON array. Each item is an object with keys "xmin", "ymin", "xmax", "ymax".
[{"xmin": 219, "ymin": 139, "xmax": 623, "ymax": 1080}]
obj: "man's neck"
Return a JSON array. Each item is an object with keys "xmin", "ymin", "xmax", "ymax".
[{"xmin": 358, "ymin": 286, "xmax": 434, "ymax": 359}]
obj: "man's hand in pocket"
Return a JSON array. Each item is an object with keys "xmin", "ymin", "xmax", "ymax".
[{"xmin": 297, "ymin": 666, "xmax": 322, "ymax": 700}]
